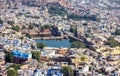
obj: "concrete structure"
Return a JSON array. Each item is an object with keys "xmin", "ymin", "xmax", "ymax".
[{"xmin": 12, "ymin": 50, "xmax": 32, "ymax": 63}]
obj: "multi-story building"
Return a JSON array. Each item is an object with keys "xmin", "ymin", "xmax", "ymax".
[{"xmin": 12, "ymin": 50, "xmax": 32, "ymax": 64}]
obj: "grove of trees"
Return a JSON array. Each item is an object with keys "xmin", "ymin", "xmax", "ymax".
[
  {"xmin": 47, "ymin": 3, "xmax": 67, "ymax": 16},
  {"xmin": 5, "ymin": 52, "xmax": 13, "ymax": 63},
  {"xmin": 7, "ymin": 68, "xmax": 17, "ymax": 76},
  {"xmin": 70, "ymin": 41, "xmax": 86, "ymax": 48},
  {"xmin": 31, "ymin": 51, "xmax": 41, "ymax": 61},
  {"xmin": 115, "ymin": 29, "xmax": 120, "ymax": 35},
  {"xmin": 7, "ymin": 64, "xmax": 22, "ymax": 76},
  {"xmin": 107, "ymin": 37, "xmax": 119, "ymax": 47},
  {"xmin": 0, "ymin": 18, "xmax": 3, "ymax": 24},
  {"xmin": 60, "ymin": 66, "xmax": 74, "ymax": 76},
  {"xmin": 12, "ymin": 25, "xmax": 20, "ymax": 32},
  {"xmin": 36, "ymin": 43, "xmax": 46, "ymax": 49}
]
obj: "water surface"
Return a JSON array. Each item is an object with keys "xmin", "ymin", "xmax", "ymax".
[{"xmin": 35, "ymin": 39, "xmax": 71, "ymax": 48}]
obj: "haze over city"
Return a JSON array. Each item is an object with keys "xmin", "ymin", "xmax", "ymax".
[{"xmin": 0, "ymin": 0, "xmax": 120, "ymax": 76}]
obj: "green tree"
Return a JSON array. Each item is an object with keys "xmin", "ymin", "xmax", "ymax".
[
  {"xmin": 7, "ymin": 21, "xmax": 15, "ymax": 25},
  {"xmin": 31, "ymin": 51, "xmax": 41, "ymax": 61},
  {"xmin": 85, "ymin": 33, "xmax": 90, "ymax": 37},
  {"xmin": 7, "ymin": 68, "xmax": 17, "ymax": 76},
  {"xmin": 5, "ymin": 52, "xmax": 13, "ymax": 63},
  {"xmin": 70, "ymin": 27, "xmax": 77, "ymax": 34},
  {"xmin": 22, "ymin": 26, "xmax": 26, "ymax": 29},
  {"xmin": 48, "ymin": 3, "xmax": 67, "ymax": 16},
  {"xmin": 107, "ymin": 37, "xmax": 119, "ymax": 47},
  {"xmin": 8, "ymin": 64, "xmax": 22, "ymax": 71},
  {"xmin": 60, "ymin": 66, "xmax": 74, "ymax": 76},
  {"xmin": 0, "ymin": 18, "xmax": 3, "ymax": 24},
  {"xmin": 41, "ymin": 26, "xmax": 45, "ymax": 32},
  {"xmin": 29, "ymin": 23, "xmax": 34, "ymax": 29},
  {"xmin": 82, "ymin": 22, "xmax": 88, "ymax": 26},
  {"xmin": 115, "ymin": 29, "xmax": 120, "ymax": 35},
  {"xmin": 81, "ymin": 56, "xmax": 86, "ymax": 61},
  {"xmin": 12, "ymin": 26, "xmax": 20, "ymax": 32},
  {"xmin": 48, "ymin": 57, "xmax": 53, "ymax": 62},
  {"xmin": 37, "ymin": 43, "xmax": 46, "ymax": 49},
  {"xmin": 25, "ymin": 33, "xmax": 32, "ymax": 39},
  {"xmin": 70, "ymin": 41, "xmax": 86, "ymax": 48},
  {"xmin": 19, "ymin": 37, "xmax": 24, "ymax": 40},
  {"xmin": 68, "ymin": 13, "xmax": 98, "ymax": 21},
  {"xmin": 44, "ymin": 24, "xmax": 51, "ymax": 29},
  {"xmin": 87, "ymin": 29, "xmax": 91, "ymax": 33}
]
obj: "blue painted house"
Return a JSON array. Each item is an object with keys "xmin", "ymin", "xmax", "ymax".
[
  {"xmin": 12, "ymin": 50, "xmax": 32, "ymax": 63},
  {"xmin": 46, "ymin": 67, "xmax": 63, "ymax": 76}
]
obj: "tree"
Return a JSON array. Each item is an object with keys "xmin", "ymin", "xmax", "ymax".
[
  {"xmin": 70, "ymin": 41, "xmax": 86, "ymax": 48},
  {"xmin": 29, "ymin": 23, "xmax": 34, "ymax": 29},
  {"xmin": 5, "ymin": 52, "xmax": 13, "ymax": 63},
  {"xmin": 31, "ymin": 51, "xmax": 41, "ymax": 61},
  {"xmin": 81, "ymin": 56, "xmax": 86, "ymax": 61},
  {"xmin": 48, "ymin": 57, "xmax": 53, "ymax": 62},
  {"xmin": 0, "ymin": 18, "xmax": 3, "ymax": 24},
  {"xmin": 7, "ymin": 68, "xmax": 17, "ymax": 76},
  {"xmin": 44, "ymin": 24, "xmax": 51, "ymax": 29},
  {"xmin": 82, "ymin": 22, "xmax": 88, "ymax": 26},
  {"xmin": 68, "ymin": 13, "xmax": 98, "ymax": 21},
  {"xmin": 60, "ymin": 66, "xmax": 74, "ymax": 76},
  {"xmin": 12, "ymin": 26, "xmax": 20, "ymax": 32},
  {"xmin": 115, "ymin": 29, "xmax": 120, "ymax": 35},
  {"xmin": 107, "ymin": 37, "xmax": 119, "ymax": 47},
  {"xmin": 22, "ymin": 25, "xmax": 26, "ymax": 29},
  {"xmin": 37, "ymin": 43, "xmax": 46, "ymax": 49},
  {"xmin": 7, "ymin": 21, "xmax": 15, "ymax": 25},
  {"xmin": 87, "ymin": 29, "xmax": 91, "ymax": 33},
  {"xmin": 7, "ymin": 64, "xmax": 22, "ymax": 76},
  {"xmin": 48, "ymin": 3, "xmax": 67, "ymax": 16},
  {"xmin": 70, "ymin": 27, "xmax": 77, "ymax": 34},
  {"xmin": 41, "ymin": 26, "xmax": 45, "ymax": 32},
  {"xmin": 8, "ymin": 64, "xmax": 22, "ymax": 71},
  {"xmin": 25, "ymin": 33, "xmax": 32, "ymax": 39},
  {"xmin": 85, "ymin": 33, "xmax": 90, "ymax": 38}
]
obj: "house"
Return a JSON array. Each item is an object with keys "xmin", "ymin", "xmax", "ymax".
[
  {"xmin": 96, "ymin": 46, "xmax": 120, "ymax": 56},
  {"xmin": 18, "ymin": 59, "xmax": 38, "ymax": 76},
  {"xmin": 53, "ymin": 56, "xmax": 70, "ymax": 66},
  {"xmin": 0, "ymin": 65, "xmax": 7, "ymax": 76},
  {"xmin": 0, "ymin": 52, "xmax": 5, "ymax": 65},
  {"xmin": 46, "ymin": 67, "xmax": 63, "ymax": 76},
  {"xmin": 0, "ymin": 44, "xmax": 4, "ymax": 52},
  {"xmin": 111, "ymin": 46, "xmax": 120, "ymax": 55},
  {"xmin": 74, "ymin": 64, "xmax": 90, "ymax": 76},
  {"xmin": 38, "ymin": 29, "xmax": 52, "ymax": 37},
  {"xmin": 29, "ymin": 29, "xmax": 52, "ymax": 37},
  {"xmin": 69, "ymin": 55, "xmax": 80, "ymax": 68},
  {"xmin": 12, "ymin": 50, "xmax": 32, "ymax": 64},
  {"xmin": 41, "ymin": 49, "xmax": 56, "ymax": 57},
  {"xmin": 56, "ymin": 48, "xmax": 68, "ymax": 55},
  {"xmin": 33, "ymin": 69, "xmax": 45, "ymax": 76},
  {"xmin": 18, "ymin": 69, "xmax": 33, "ymax": 76}
]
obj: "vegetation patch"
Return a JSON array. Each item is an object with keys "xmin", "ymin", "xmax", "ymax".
[{"xmin": 47, "ymin": 3, "xmax": 67, "ymax": 16}]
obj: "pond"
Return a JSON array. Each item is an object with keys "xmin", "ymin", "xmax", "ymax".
[{"xmin": 34, "ymin": 39, "xmax": 71, "ymax": 48}]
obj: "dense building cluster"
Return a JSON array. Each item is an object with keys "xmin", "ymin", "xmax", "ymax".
[{"xmin": 0, "ymin": 0, "xmax": 120, "ymax": 76}]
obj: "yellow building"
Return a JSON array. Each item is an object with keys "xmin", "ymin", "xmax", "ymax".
[
  {"xmin": 70, "ymin": 55, "xmax": 88, "ymax": 68},
  {"xmin": 96, "ymin": 46, "xmax": 120, "ymax": 56},
  {"xmin": 96, "ymin": 46, "xmax": 110, "ymax": 52},
  {"xmin": 111, "ymin": 46, "xmax": 120, "ymax": 55}
]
